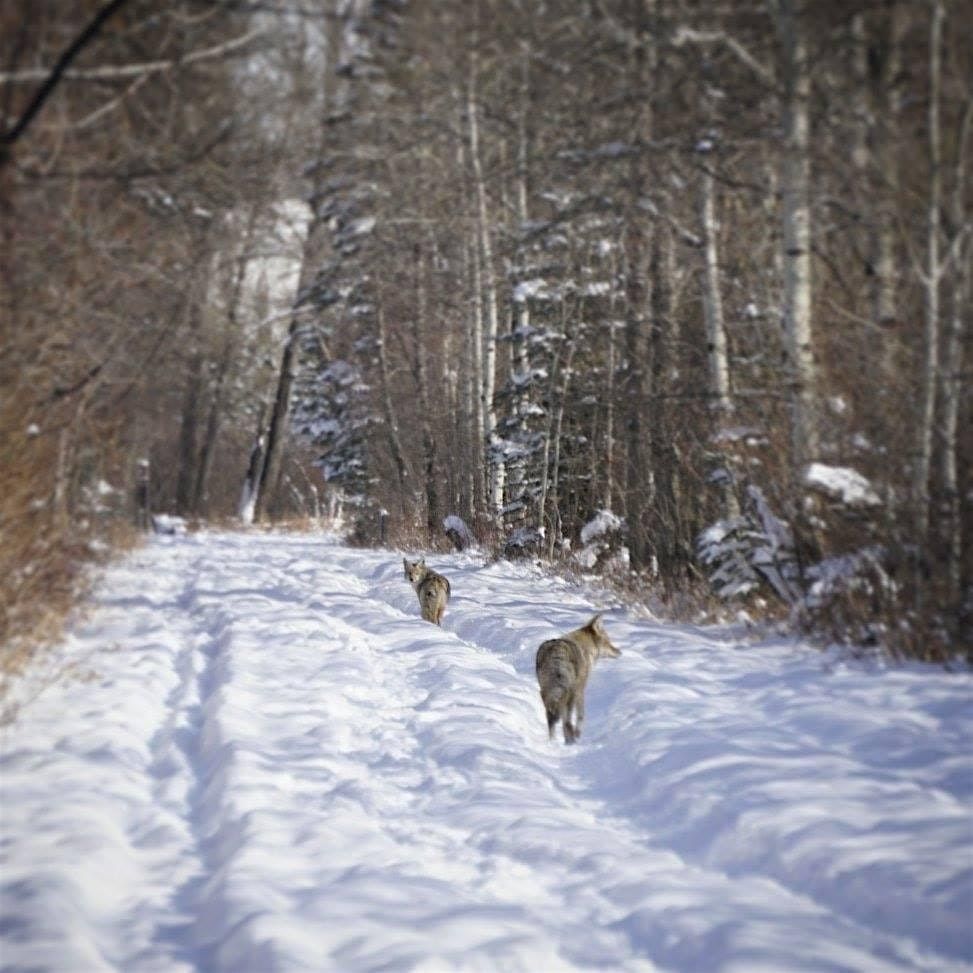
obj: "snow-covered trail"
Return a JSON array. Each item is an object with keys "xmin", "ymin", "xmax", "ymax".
[{"xmin": 1, "ymin": 532, "xmax": 970, "ymax": 973}]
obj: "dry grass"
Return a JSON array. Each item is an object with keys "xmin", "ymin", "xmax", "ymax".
[{"xmin": 0, "ymin": 403, "xmax": 140, "ymax": 702}]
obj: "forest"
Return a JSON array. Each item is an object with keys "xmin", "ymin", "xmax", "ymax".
[{"xmin": 1, "ymin": 0, "xmax": 970, "ymax": 664}]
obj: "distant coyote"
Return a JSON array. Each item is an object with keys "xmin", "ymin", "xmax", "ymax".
[
  {"xmin": 535, "ymin": 613, "xmax": 620, "ymax": 744},
  {"xmin": 403, "ymin": 557, "xmax": 451, "ymax": 625}
]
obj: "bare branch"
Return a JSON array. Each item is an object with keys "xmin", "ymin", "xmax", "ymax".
[
  {"xmin": 1, "ymin": 0, "xmax": 134, "ymax": 156},
  {"xmin": 0, "ymin": 27, "xmax": 266, "ymax": 84},
  {"xmin": 671, "ymin": 26, "xmax": 775, "ymax": 87}
]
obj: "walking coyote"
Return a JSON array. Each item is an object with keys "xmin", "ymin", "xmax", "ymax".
[
  {"xmin": 403, "ymin": 557, "xmax": 451, "ymax": 625},
  {"xmin": 535, "ymin": 613, "xmax": 620, "ymax": 744}
]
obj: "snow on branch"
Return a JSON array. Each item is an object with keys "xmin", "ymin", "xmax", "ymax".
[{"xmin": 804, "ymin": 464, "xmax": 881, "ymax": 508}]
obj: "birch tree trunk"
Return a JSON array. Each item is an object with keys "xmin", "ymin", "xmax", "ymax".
[
  {"xmin": 467, "ymin": 232, "xmax": 486, "ymax": 517},
  {"xmin": 700, "ymin": 166, "xmax": 733, "ymax": 416},
  {"xmin": 455, "ymin": 86, "xmax": 485, "ymax": 520},
  {"xmin": 413, "ymin": 243, "xmax": 439, "ymax": 533},
  {"xmin": 699, "ymin": 161, "xmax": 739, "ymax": 517},
  {"xmin": 467, "ymin": 27, "xmax": 504, "ymax": 517},
  {"xmin": 603, "ymin": 314, "xmax": 618, "ymax": 511},
  {"xmin": 776, "ymin": 0, "xmax": 818, "ymax": 469},
  {"xmin": 941, "ymin": 88, "xmax": 970, "ymax": 595},
  {"xmin": 506, "ymin": 41, "xmax": 532, "ymax": 528},
  {"xmin": 915, "ymin": 0, "xmax": 944, "ymax": 542}
]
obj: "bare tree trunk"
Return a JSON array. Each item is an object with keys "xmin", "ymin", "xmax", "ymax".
[
  {"xmin": 453, "ymin": 85, "xmax": 484, "ymax": 523},
  {"xmin": 867, "ymin": 1, "xmax": 903, "ymax": 341},
  {"xmin": 941, "ymin": 91, "xmax": 971, "ymax": 596},
  {"xmin": 649, "ymin": 217, "xmax": 683, "ymax": 574},
  {"xmin": 238, "ymin": 405, "xmax": 267, "ymax": 525},
  {"xmin": 776, "ymin": 0, "xmax": 818, "ymax": 468},
  {"xmin": 506, "ymin": 42, "xmax": 532, "ymax": 527},
  {"xmin": 623, "ymin": 220, "xmax": 650, "ymax": 565},
  {"xmin": 621, "ymin": 0, "xmax": 656, "ymax": 570},
  {"xmin": 467, "ymin": 24, "xmax": 503, "ymax": 516},
  {"xmin": 700, "ymin": 166, "xmax": 733, "ymax": 416},
  {"xmin": 253, "ymin": 315, "xmax": 297, "ymax": 521},
  {"xmin": 413, "ymin": 243, "xmax": 438, "ymax": 534},
  {"xmin": 916, "ymin": 0, "xmax": 944, "ymax": 541},
  {"xmin": 375, "ymin": 302, "xmax": 410, "ymax": 513},
  {"xmin": 544, "ymin": 328, "xmax": 578, "ymax": 559},
  {"xmin": 603, "ymin": 314, "xmax": 618, "ymax": 511},
  {"xmin": 699, "ymin": 161, "xmax": 739, "ymax": 518},
  {"xmin": 467, "ymin": 232, "xmax": 486, "ymax": 516},
  {"xmin": 175, "ymin": 288, "xmax": 205, "ymax": 517}
]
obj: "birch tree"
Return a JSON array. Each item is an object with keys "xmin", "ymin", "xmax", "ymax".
[
  {"xmin": 698, "ymin": 149, "xmax": 740, "ymax": 520},
  {"xmin": 467, "ymin": 21, "xmax": 504, "ymax": 517},
  {"xmin": 940, "ymin": 60, "xmax": 971, "ymax": 597},
  {"xmin": 915, "ymin": 0, "xmax": 945, "ymax": 542},
  {"xmin": 775, "ymin": 0, "xmax": 818, "ymax": 469}
]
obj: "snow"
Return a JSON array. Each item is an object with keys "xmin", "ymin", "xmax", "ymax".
[
  {"xmin": 347, "ymin": 216, "xmax": 376, "ymax": 238},
  {"xmin": 1, "ymin": 531, "xmax": 971, "ymax": 972},
  {"xmin": 805, "ymin": 463, "xmax": 881, "ymax": 507},
  {"xmin": 580, "ymin": 510, "xmax": 623, "ymax": 546},
  {"xmin": 512, "ymin": 278, "xmax": 551, "ymax": 303},
  {"xmin": 442, "ymin": 515, "xmax": 475, "ymax": 551},
  {"xmin": 150, "ymin": 514, "xmax": 188, "ymax": 535}
]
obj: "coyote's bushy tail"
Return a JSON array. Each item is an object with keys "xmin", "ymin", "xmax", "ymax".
[
  {"xmin": 535, "ymin": 615, "xmax": 620, "ymax": 744},
  {"xmin": 421, "ymin": 587, "xmax": 440, "ymax": 614},
  {"xmin": 538, "ymin": 648, "xmax": 573, "ymax": 705}
]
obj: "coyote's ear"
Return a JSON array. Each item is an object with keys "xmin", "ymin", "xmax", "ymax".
[
  {"xmin": 588, "ymin": 612, "xmax": 604, "ymax": 630},
  {"xmin": 418, "ymin": 557, "xmax": 426, "ymax": 567}
]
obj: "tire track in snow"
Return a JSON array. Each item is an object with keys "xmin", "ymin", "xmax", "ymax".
[{"xmin": 147, "ymin": 554, "xmax": 243, "ymax": 972}]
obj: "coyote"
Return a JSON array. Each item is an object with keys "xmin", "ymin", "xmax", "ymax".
[
  {"xmin": 535, "ymin": 613, "xmax": 620, "ymax": 744},
  {"xmin": 403, "ymin": 557, "xmax": 451, "ymax": 625}
]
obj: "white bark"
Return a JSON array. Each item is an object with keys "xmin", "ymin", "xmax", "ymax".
[
  {"xmin": 506, "ymin": 42, "xmax": 532, "ymax": 525},
  {"xmin": 455, "ymin": 86, "xmax": 485, "ymax": 518},
  {"xmin": 468, "ymin": 233, "xmax": 486, "ymax": 512},
  {"xmin": 916, "ymin": 0, "xmax": 944, "ymax": 540},
  {"xmin": 942, "ymin": 253, "xmax": 968, "ymax": 595},
  {"xmin": 942, "ymin": 93, "xmax": 971, "ymax": 592},
  {"xmin": 776, "ymin": 0, "xmax": 818, "ymax": 466},
  {"xmin": 699, "ymin": 162, "xmax": 739, "ymax": 518},
  {"xmin": 467, "ymin": 43, "xmax": 504, "ymax": 516},
  {"xmin": 700, "ymin": 167, "xmax": 733, "ymax": 415},
  {"xmin": 603, "ymin": 313, "xmax": 618, "ymax": 511}
]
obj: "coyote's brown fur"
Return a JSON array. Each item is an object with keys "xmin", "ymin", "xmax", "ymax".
[
  {"xmin": 535, "ymin": 614, "xmax": 620, "ymax": 744},
  {"xmin": 403, "ymin": 558, "xmax": 451, "ymax": 625}
]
